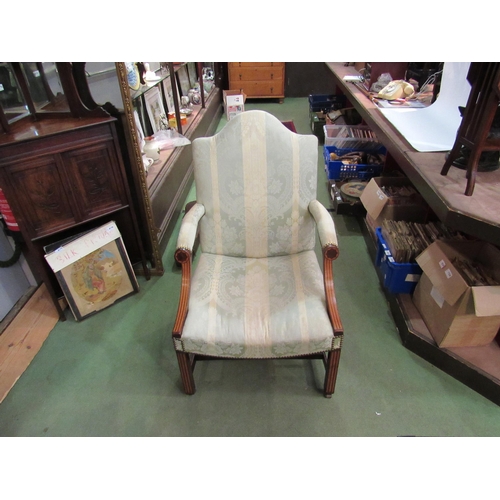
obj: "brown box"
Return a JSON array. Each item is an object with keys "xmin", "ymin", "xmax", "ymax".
[
  {"xmin": 413, "ymin": 240, "xmax": 500, "ymax": 348},
  {"xmin": 360, "ymin": 176, "xmax": 429, "ymax": 230}
]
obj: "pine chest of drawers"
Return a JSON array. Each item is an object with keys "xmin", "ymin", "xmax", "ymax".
[{"xmin": 228, "ymin": 62, "xmax": 285, "ymax": 101}]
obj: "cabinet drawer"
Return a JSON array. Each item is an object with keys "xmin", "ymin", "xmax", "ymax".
[
  {"xmin": 229, "ymin": 80, "xmax": 284, "ymax": 97},
  {"xmin": 228, "ymin": 62, "xmax": 284, "ymax": 68},
  {"xmin": 229, "ymin": 66, "xmax": 284, "ymax": 82}
]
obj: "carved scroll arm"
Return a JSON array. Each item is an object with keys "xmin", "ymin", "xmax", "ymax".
[
  {"xmin": 172, "ymin": 203, "xmax": 206, "ymax": 338},
  {"xmin": 308, "ymin": 200, "xmax": 343, "ymax": 335}
]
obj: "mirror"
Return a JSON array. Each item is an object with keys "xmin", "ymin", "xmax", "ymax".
[
  {"xmin": 21, "ymin": 62, "xmax": 69, "ymax": 113},
  {"xmin": 20, "ymin": 62, "xmax": 50, "ymax": 109},
  {"xmin": 0, "ymin": 62, "xmax": 29, "ymax": 124}
]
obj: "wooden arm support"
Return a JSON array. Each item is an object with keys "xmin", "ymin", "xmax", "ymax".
[
  {"xmin": 323, "ymin": 244, "xmax": 343, "ymax": 335},
  {"xmin": 172, "ymin": 248, "xmax": 192, "ymax": 339}
]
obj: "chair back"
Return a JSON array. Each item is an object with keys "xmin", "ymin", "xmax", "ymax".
[{"xmin": 193, "ymin": 110, "xmax": 318, "ymax": 258}]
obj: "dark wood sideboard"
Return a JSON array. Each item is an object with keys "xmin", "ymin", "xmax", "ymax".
[{"xmin": 0, "ymin": 115, "xmax": 148, "ymax": 320}]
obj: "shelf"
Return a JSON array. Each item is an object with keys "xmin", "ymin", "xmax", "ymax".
[
  {"xmin": 325, "ymin": 62, "xmax": 500, "ymax": 247},
  {"xmin": 359, "ymin": 216, "xmax": 500, "ymax": 406},
  {"xmin": 144, "ymin": 87, "xmax": 218, "ymax": 191},
  {"xmin": 325, "ymin": 62, "xmax": 500, "ymax": 406}
]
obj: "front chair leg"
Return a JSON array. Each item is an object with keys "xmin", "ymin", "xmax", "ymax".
[
  {"xmin": 324, "ymin": 349, "xmax": 341, "ymax": 398},
  {"xmin": 176, "ymin": 351, "xmax": 196, "ymax": 395}
]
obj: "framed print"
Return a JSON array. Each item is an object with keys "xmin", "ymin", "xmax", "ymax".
[
  {"xmin": 44, "ymin": 222, "xmax": 139, "ymax": 321},
  {"xmin": 187, "ymin": 62, "xmax": 198, "ymax": 88},
  {"xmin": 162, "ymin": 76, "xmax": 176, "ymax": 113},
  {"xmin": 144, "ymin": 86, "xmax": 168, "ymax": 133},
  {"xmin": 176, "ymin": 65, "xmax": 190, "ymax": 96}
]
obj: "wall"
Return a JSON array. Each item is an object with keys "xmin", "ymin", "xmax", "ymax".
[{"xmin": 285, "ymin": 62, "xmax": 337, "ymax": 97}]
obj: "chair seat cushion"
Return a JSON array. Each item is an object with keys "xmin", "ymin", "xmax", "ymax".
[{"xmin": 174, "ymin": 250, "xmax": 337, "ymax": 358}]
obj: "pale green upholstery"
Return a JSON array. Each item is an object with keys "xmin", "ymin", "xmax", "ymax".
[
  {"xmin": 174, "ymin": 250, "xmax": 341, "ymax": 358},
  {"xmin": 193, "ymin": 109, "xmax": 318, "ymax": 257},
  {"xmin": 172, "ymin": 110, "xmax": 343, "ymax": 396}
]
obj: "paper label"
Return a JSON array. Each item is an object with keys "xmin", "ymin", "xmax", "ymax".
[
  {"xmin": 376, "ymin": 188, "xmax": 387, "ymax": 201},
  {"xmin": 430, "ymin": 286, "xmax": 445, "ymax": 308},
  {"xmin": 444, "ymin": 269, "xmax": 453, "ymax": 279},
  {"xmin": 405, "ymin": 274, "xmax": 421, "ymax": 283},
  {"xmin": 439, "ymin": 259, "xmax": 446, "ymax": 268},
  {"xmin": 45, "ymin": 222, "xmax": 121, "ymax": 272}
]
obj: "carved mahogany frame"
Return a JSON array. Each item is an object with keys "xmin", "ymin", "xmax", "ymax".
[{"xmin": 115, "ymin": 62, "xmax": 164, "ymax": 275}]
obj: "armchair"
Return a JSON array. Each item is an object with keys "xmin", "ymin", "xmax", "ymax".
[{"xmin": 172, "ymin": 110, "xmax": 343, "ymax": 397}]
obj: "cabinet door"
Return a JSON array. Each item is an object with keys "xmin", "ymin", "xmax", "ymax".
[
  {"xmin": 63, "ymin": 140, "xmax": 128, "ymax": 220},
  {"xmin": 2, "ymin": 154, "xmax": 78, "ymax": 238}
]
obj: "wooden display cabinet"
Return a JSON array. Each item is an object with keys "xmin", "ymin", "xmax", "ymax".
[{"xmin": 115, "ymin": 62, "xmax": 223, "ymax": 260}]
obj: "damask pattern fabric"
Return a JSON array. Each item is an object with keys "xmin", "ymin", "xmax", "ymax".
[
  {"xmin": 193, "ymin": 110, "xmax": 318, "ymax": 258},
  {"xmin": 175, "ymin": 250, "xmax": 336, "ymax": 358}
]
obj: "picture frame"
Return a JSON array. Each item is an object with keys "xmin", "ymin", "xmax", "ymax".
[
  {"xmin": 44, "ymin": 221, "xmax": 139, "ymax": 321},
  {"xmin": 187, "ymin": 62, "xmax": 198, "ymax": 88},
  {"xmin": 144, "ymin": 86, "xmax": 168, "ymax": 133},
  {"xmin": 176, "ymin": 65, "xmax": 191, "ymax": 96},
  {"xmin": 162, "ymin": 76, "xmax": 176, "ymax": 113}
]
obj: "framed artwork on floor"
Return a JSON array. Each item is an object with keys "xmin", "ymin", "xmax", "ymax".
[
  {"xmin": 144, "ymin": 86, "xmax": 168, "ymax": 133},
  {"xmin": 44, "ymin": 221, "xmax": 139, "ymax": 321}
]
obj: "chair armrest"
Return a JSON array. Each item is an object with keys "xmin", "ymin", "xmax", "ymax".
[
  {"xmin": 308, "ymin": 200, "xmax": 339, "ymax": 260},
  {"xmin": 309, "ymin": 200, "xmax": 343, "ymax": 334},
  {"xmin": 175, "ymin": 202, "xmax": 205, "ymax": 255},
  {"xmin": 173, "ymin": 202, "xmax": 205, "ymax": 338}
]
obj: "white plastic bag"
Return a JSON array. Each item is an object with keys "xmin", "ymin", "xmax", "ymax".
[
  {"xmin": 370, "ymin": 72, "xmax": 393, "ymax": 93},
  {"xmin": 153, "ymin": 129, "xmax": 191, "ymax": 150}
]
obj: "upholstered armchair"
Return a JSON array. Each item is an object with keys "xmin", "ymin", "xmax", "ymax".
[{"xmin": 172, "ymin": 110, "xmax": 343, "ymax": 397}]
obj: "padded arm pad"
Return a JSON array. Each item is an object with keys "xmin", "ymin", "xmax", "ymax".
[
  {"xmin": 176, "ymin": 202, "xmax": 206, "ymax": 252},
  {"xmin": 308, "ymin": 200, "xmax": 339, "ymax": 249}
]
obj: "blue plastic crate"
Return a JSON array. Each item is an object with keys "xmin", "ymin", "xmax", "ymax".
[
  {"xmin": 375, "ymin": 227, "xmax": 422, "ymax": 294},
  {"xmin": 309, "ymin": 94, "xmax": 346, "ymax": 112},
  {"xmin": 323, "ymin": 144, "xmax": 386, "ymax": 181}
]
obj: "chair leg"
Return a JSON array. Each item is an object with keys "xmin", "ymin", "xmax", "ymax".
[
  {"xmin": 324, "ymin": 349, "xmax": 341, "ymax": 398},
  {"xmin": 441, "ymin": 143, "xmax": 463, "ymax": 176},
  {"xmin": 176, "ymin": 351, "xmax": 196, "ymax": 395},
  {"xmin": 464, "ymin": 146, "xmax": 483, "ymax": 196}
]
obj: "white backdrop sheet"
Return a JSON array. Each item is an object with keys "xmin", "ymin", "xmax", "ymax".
[{"xmin": 379, "ymin": 62, "xmax": 471, "ymax": 152}]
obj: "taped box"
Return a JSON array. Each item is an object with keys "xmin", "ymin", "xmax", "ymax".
[
  {"xmin": 413, "ymin": 240, "xmax": 500, "ymax": 348},
  {"xmin": 223, "ymin": 90, "xmax": 247, "ymax": 120}
]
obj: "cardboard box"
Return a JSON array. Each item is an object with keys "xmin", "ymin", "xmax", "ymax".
[
  {"xmin": 360, "ymin": 176, "xmax": 429, "ymax": 229},
  {"xmin": 413, "ymin": 240, "xmax": 500, "ymax": 347},
  {"xmin": 223, "ymin": 90, "xmax": 247, "ymax": 120}
]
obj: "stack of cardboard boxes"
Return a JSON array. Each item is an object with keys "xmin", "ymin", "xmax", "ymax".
[{"xmin": 360, "ymin": 176, "xmax": 500, "ymax": 349}]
